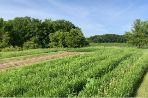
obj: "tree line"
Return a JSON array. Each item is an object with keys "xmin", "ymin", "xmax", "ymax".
[
  {"xmin": 0, "ymin": 17, "xmax": 88, "ymax": 49},
  {"xmin": 0, "ymin": 17, "xmax": 147, "ymax": 49},
  {"xmin": 88, "ymin": 34, "xmax": 126, "ymax": 43},
  {"xmin": 88, "ymin": 19, "xmax": 148, "ymax": 48}
]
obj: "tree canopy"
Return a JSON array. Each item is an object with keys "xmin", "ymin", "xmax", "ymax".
[
  {"xmin": 125, "ymin": 19, "xmax": 148, "ymax": 48},
  {"xmin": 0, "ymin": 17, "xmax": 88, "ymax": 49},
  {"xmin": 88, "ymin": 34, "xmax": 126, "ymax": 43}
]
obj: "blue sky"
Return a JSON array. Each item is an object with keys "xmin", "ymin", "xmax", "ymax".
[{"xmin": 0, "ymin": 0, "xmax": 148, "ymax": 37}]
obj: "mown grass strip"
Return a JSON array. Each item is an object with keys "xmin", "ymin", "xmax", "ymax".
[{"xmin": 0, "ymin": 47, "xmax": 73, "ymax": 60}]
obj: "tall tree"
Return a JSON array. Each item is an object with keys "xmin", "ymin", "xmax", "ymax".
[
  {"xmin": 49, "ymin": 28, "xmax": 88, "ymax": 48},
  {"xmin": 65, "ymin": 28, "xmax": 87, "ymax": 48},
  {"xmin": 0, "ymin": 17, "xmax": 88, "ymax": 48},
  {"xmin": 0, "ymin": 18, "xmax": 4, "ymax": 42},
  {"xmin": 0, "ymin": 18, "xmax": 10, "ymax": 48},
  {"xmin": 125, "ymin": 19, "xmax": 148, "ymax": 48}
]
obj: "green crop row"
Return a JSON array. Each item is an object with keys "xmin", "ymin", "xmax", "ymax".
[
  {"xmin": 78, "ymin": 50, "xmax": 147, "ymax": 97},
  {"xmin": 0, "ymin": 47, "xmax": 147, "ymax": 97},
  {"xmin": 0, "ymin": 48, "xmax": 110, "ymax": 96},
  {"xmin": 44, "ymin": 49, "xmax": 134, "ymax": 97}
]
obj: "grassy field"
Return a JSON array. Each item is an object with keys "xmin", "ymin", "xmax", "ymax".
[{"xmin": 0, "ymin": 45, "xmax": 147, "ymax": 97}]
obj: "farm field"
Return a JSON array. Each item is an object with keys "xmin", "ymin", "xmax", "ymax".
[
  {"xmin": 0, "ymin": 51, "xmax": 80, "ymax": 69},
  {"xmin": 0, "ymin": 46, "xmax": 148, "ymax": 97},
  {"xmin": 1, "ymin": 0, "xmax": 148, "ymax": 97}
]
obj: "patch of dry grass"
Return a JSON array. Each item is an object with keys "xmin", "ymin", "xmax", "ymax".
[{"xmin": 136, "ymin": 72, "xmax": 148, "ymax": 97}]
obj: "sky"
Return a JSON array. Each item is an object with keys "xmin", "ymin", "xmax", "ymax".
[{"xmin": 0, "ymin": 0, "xmax": 148, "ymax": 37}]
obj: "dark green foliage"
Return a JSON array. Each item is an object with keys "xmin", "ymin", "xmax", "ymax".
[
  {"xmin": 0, "ymin": 17, "xmax": 87, "ymax": 48},
  {"xmin": 0, "ymin": 32, "xmax": 10, "ymax": 48},
  {"xmin": 49, "ymin": 28, "xmax": 88, "ymax": 48},
  {"xmin": 52, "ymin": 20, "xmax": 77, "ymax": 32},
  {"xmin": 23, "ymin": 37, "xmax": 39, "ymax": 49},
  {"xmin": 0, "ymin": 18, "xmax": 10, "ymax": 48},
  {"xmin": 125, "ymin": 19, "xmax": 148, "ymax": 48},
  {"xmin": 88, "ymin": 34, "xmax": 126, "ymax": 43},
  {"xmin": 49, "ymin": 31, "xmax": 67, "ymax": 48},
  {"xmin": 65, "ymin": 29, "xmax": 88, "ymax": 48}
]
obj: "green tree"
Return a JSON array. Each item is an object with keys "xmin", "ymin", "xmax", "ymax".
[
  {"xmin": 125, "ymin": 19, "xmax": 148, "ymax": 48},
  {"xmin": 88, "ymin": 34, "xmax": 126, "ymax": 43},
  {"xmin": 38, "ymin": 19, "xmax": 53, "ymax": 48},
  {"xmin": 65, "ymin": 28, "xmax": 87, "ymax": 48},
  {"xmin": 23, "ymin": 37, "xmax": 39, "ymax": 49},
  {"xmin": 0, "ymin": 18, "xmax": 4, "ymax": 42},
  {"xmin": 0, "ymin": 18, "xmax": 10, "ymax": 48},
  {"xmin": 0, "ymin": 17, "xmax": 88, "ymax": 49},
  {"xmin": 49, "ymin": 28, "xmax": 88, "ymax": 48},
  {"xmin": 0, "ymin": 32, "xmax": 10, "ymax": 48},
  {"xmin": 49, "ymin": 31, "xmax": 67, "ymax": 48},
  {"xmin": 52, "ymin": 20, "xmax": 77, "ymax": 32}
]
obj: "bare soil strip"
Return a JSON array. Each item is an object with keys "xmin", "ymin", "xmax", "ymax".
[{"xmin": 0, "ymin": 52, "xmax": 80, "ymax": 69}]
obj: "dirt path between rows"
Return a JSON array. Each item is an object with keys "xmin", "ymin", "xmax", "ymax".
[{"xmin": 0, "ymin": 52, "xmax": 80, "ymax": 69}]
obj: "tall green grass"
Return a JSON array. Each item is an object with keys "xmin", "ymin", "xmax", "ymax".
[{"xmin": 0, "ymin": 47, "xmax": 147, "ymax": 97}]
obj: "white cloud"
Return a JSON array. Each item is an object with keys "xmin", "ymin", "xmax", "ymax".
[{"xmin": 0, "ymin": 0, "xmax": 148, "ymax": 36}]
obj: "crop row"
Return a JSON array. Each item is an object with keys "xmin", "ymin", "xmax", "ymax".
[
  {"xmin": 0, "ymin": 47, "xmax": 110, "ymax": 96},
  {"xmin": 0, "ymin": 48, "xmax": 146, "ymax": 97},
  {"xmin": 78, "ymin": 50, "xmax": 147, "ymax": 97},
  {"xmin": 0, "ymin": 48, "xmax": 136, "ymax": 97}
]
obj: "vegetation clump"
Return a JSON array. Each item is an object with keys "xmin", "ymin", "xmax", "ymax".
[
  {"xmin": 0, "ymin": 17, "xmax": 88, "ymax": 49},
  {"xmin": 125, "ymin": 19, "xmax": 148, "ymax": 48},
  {"xmin": 88, "ymin": 34, "xmax": 126, "ymax": 43}
]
